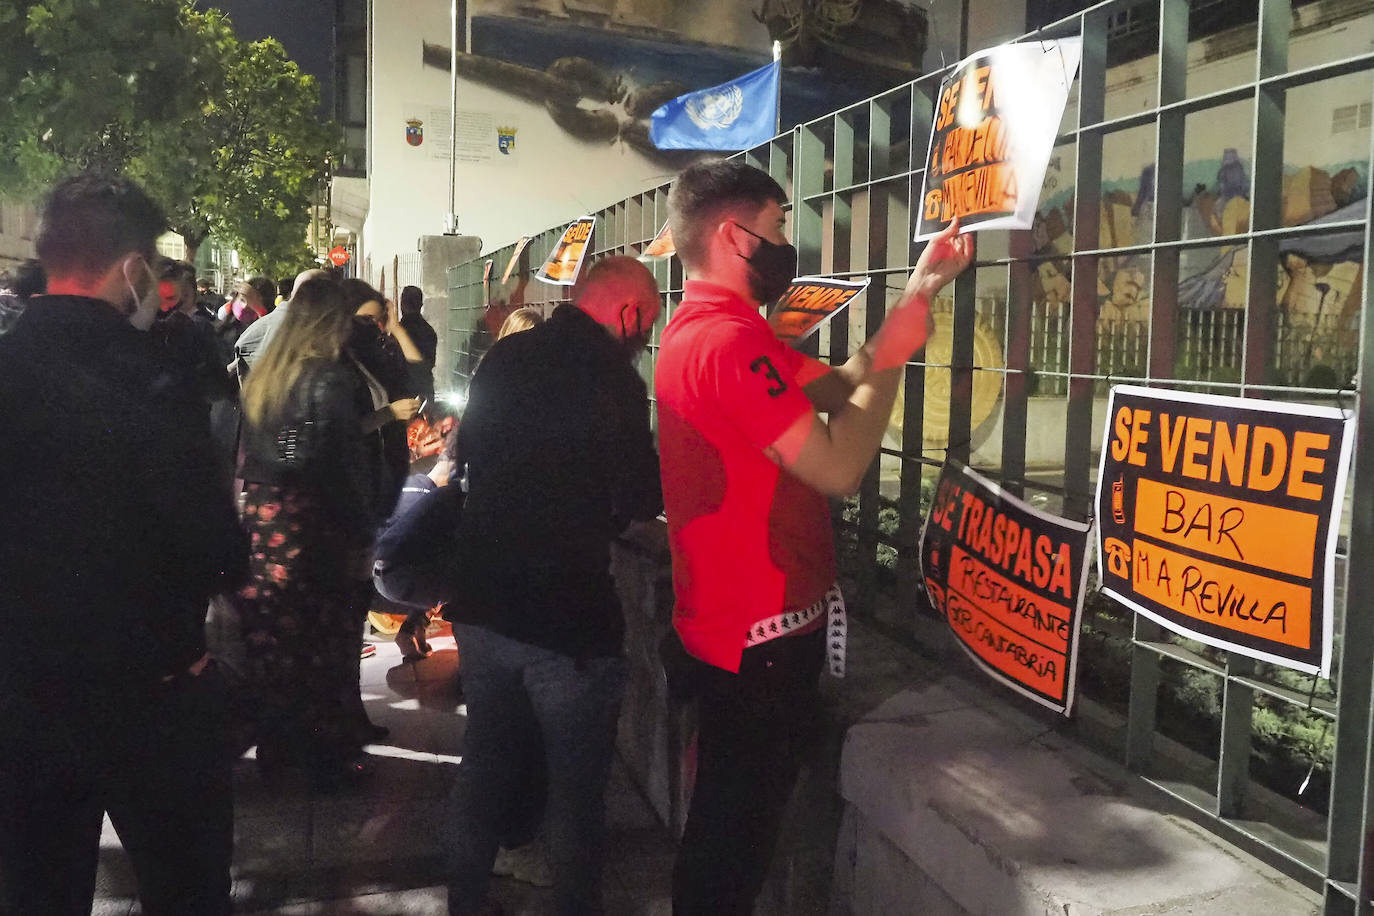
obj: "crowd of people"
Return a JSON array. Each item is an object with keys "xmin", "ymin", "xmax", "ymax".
[{"xmin": 0, "ymin": 162, "xmax": 970, "ymax": 916}]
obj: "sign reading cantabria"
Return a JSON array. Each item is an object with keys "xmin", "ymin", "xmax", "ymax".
[
  {"xmin": 1096, "ymin": 386, "xmax": 1353, "ymax": 675},
  {"xmin": 921, "ymin": 462, "xmax": 1092, "ymax": 714},
  {"xmin": 915, "ymin": 38, "xmax": 1082, "ymax": 240}
]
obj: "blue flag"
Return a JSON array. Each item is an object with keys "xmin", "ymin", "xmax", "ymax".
[{"xmin": 650, "ymin": 61, "xmax": 780, "ymax": 151}]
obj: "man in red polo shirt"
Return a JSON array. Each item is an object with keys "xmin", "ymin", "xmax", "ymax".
[{"xmin": 655, "ymin": 159, "xmax": 971, "ymax": 914}]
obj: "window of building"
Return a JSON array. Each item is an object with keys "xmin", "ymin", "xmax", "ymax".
[{"xmin": 1332, "ymin": 101, "xmax": 1373, "ymax": 134}]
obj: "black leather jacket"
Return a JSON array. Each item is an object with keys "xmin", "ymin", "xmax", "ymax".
[{"xmin": 239, "ymin": 357, "xmax": 378, "ymax": 546}]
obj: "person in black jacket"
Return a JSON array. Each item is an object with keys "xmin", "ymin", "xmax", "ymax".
[
  {"xmin": 399, "ymin": 284, "xmax": 439, "ymax": 399},
  {"xmin": 0, "ymin": 174, "xmax": 247, "ymax": 916},
  {"xmin": 443, "ymin": 256, "xmax": 663, "ymax": 916},
  {"xmin": 153, "ymin": 260, "xmax": 237, "ymax": 428},
  {"xmin": 237, "ymin": 277, "xmax": 381, "ymax": 787},
  {"xmin": 343, "ymin": 278, "xmax": 425, "ymax": 517}
]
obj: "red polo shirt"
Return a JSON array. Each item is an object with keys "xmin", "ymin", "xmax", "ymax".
[{"xmin": 655, "ymin": 280, "xmax": 837, "ymax": 672}]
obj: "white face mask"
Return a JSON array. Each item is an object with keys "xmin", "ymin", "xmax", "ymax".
[{"xmin": 124, "ymin": 257, "xmax": 160, "ymax": 331}]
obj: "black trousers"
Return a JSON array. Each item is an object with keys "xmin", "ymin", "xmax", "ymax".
[
  {"xmin": 670, "ymin": 626, "xmax": 825, "ymax": 916},
  {"xmin": 0, "ymin": 666, "xmax": 234, "ymax": 916}
]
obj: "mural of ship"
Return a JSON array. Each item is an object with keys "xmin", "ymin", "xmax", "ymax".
[
  {"xmin": 421, "ymin": 1, "xmax": 929, "ymax": 160},
  {"xmin": 756, "ymin": 0, "xmax": 927, "ymax": 88}
]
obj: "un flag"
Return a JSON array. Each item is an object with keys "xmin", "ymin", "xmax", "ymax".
[{"xmin": 649, "ymin": 61, "xmax": 780, "ymax": 151}]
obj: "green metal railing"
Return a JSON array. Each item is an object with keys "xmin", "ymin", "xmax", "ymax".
[{"xmin": 447, "ymin": 0, "xmax": 1374, "ymax": 909}]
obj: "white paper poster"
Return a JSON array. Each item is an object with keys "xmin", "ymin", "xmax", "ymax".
[{"xmin": 915, "ymin": 38, "xmax": 1082, "ymax": 240}]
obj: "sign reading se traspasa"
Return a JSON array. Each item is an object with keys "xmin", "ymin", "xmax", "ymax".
[
  {"xmin": 768, "ymin": 276, "xmax": 869, "ymax": 345},
  {"xmin": 1096, "ymin": 386, "xmax": 1353, "ymax": 675},
  {"xmin": 920, "ymin": 461, "xmax": 1092, "ymax": 714},
  {"xmin": 915, "ymin": 38, "xmax": 1082, "ymax": 240},
  {"xmin": 536, "ymin": 216, "xmax": 596, "ymax": 285}
]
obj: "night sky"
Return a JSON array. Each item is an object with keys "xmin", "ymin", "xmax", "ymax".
[{"xmin": 199, "ymin": 0, "xmax": 335, "ymax": 112}]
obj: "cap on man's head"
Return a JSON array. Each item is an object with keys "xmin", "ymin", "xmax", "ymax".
[{"xmin": 35, "ymin": 173, "xmax": 166, "ymax": 280}]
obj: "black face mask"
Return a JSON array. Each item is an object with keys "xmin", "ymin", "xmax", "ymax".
[
  {"xmin": 733, "ymin": 223, "xmax": 797, "ymax": 305},
  {"xmin": 618, "ymin": 305, "xmax": 650, "ymax": 363},
  {"xmin": 351, "ymin": 315, "xmax": 382, "ymax": 339}
]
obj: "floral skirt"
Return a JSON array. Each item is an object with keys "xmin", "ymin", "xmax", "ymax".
[{"xmin": 237, "ymin": 482, "xmax": 369, "ymax": 764}]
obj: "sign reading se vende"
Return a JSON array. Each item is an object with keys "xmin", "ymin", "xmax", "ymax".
[
  {"xmin": 920, "ymin": 461, "xmax": 1092, "ymax": 715},
  {"xmin": 767, "ymin": 276, "xmax": 869, "ymax": 345},
  {"xmin": 536, "ymin": 216, "xmax": 596, "ymax": 286},
  {"xmin": 1096, "ymin": 386, "xmax": 1353, "ymax": 675}
]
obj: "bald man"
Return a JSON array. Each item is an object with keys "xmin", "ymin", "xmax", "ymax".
[
  {"xmin": 232, "ymin": 267, "xmax": 331, "ymax": 370},
  {"xmin": 442, "ymin": 256, "xmax": 662, "ymax": 916}
]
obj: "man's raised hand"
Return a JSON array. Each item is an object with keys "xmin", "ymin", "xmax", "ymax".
[{"xmin": 904, "ymin": 216, "xmax": 974, "ymax": 304}]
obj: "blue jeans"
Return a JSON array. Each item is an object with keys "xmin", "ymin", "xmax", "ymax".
[{"xmin": 445, "ymin": 625, "xmax": 628, "ymax": 916}]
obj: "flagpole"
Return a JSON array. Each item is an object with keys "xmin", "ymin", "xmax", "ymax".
[
  {"xmin": 772, "ymin": 40, "xmax": 782, "ymax": 136},
  {"xmin": 446, "ymin": 0, "xmax": 459, "ymax": 234}
]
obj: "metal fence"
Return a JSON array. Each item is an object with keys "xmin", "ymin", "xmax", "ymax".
[
  {"xmin": 447, "ymin": 0, "xmax": 1374, "ymax": 909},
  {"xmin": 367, "ymin": 251, "xmax": 422, "ymax": 301}
]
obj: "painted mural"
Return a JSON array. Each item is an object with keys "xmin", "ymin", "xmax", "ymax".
[
  {"xmin": 417, "ymin": 0, "xmax": 925, "ymax": 163},
  {"xmin": 1027, "ymin": 144, "xmax": 1366, "ymax": 390}
]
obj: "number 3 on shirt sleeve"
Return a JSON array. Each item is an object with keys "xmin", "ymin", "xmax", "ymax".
[{"xmin": 749, "ymin": 355, "xmax": 787, "ymax": 397}]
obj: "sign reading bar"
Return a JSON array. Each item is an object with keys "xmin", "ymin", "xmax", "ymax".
[
  {"xmin": 768, "ymin": 276, "xmax": 869, "ymax": 345},
  {"xmin": 915, "ymin": 38, "xmax": 1082, "ymax": 240},
  {"xmin": 536, "ymin": 217, "xmax": 596, "ymax": 286},
  {"xmin": 1095, "ymin": 386, "xmax": 1353, "ymax": 675},
  {"xmin": 641, "ymin": 222, "xmax": 676, "ymax": 260},
  {"xmin": 921, "ymin": 461, "xmax": 1092, "ymax": 714}
]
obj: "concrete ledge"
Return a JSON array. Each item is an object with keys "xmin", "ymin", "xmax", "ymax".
[{"xmin": 832, "ymin": 681, "xmax": 1322, "ymax": 915}]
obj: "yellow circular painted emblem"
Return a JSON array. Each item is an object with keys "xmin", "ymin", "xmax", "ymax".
[{"xmin": 886, "ymin": 309, "xmax": 1005, "ymax": 449}]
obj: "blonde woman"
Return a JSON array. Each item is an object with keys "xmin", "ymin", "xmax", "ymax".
[
  {"xmin": 236, "ymin": 277, "xmax": 378, "ymax": 787},
  {"xmin": 497, "ymin": 306, "xmax": 544, "ymax": 340}
]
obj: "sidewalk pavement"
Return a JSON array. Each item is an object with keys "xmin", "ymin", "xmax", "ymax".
[{"xmin": 93, "ymin": 634, "xmax": 675, "ymax": 915}]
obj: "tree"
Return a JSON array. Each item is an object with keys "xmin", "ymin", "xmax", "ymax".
[
  {"xmin": 1, "ymin": 1, "xmax": 338, "ymax": 275},
  {"xmin": 0, "ymin": 0, "xmax": 204, "ymax": 195},
  {"xmin": 204, "ymin": 36, "xmax": 337, "ymax": 275},
  {"xmin": 129, "ymin": 13, "xmax": 338, "ymax": 269},
  {"xmin": 124, "ymin": 6, "xmax": 237, "ymax": 261}
]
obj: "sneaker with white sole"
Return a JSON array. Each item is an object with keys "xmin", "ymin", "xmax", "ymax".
[{"xmin": 491, "ymin": 841, "xmax": 553, "ymax": 887}]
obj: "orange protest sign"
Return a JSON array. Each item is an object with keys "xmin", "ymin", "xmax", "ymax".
[
  {"xmin": 641, "ymin": 222, "xmax": 675, "ymax": 260},
  {"xmin": 768, "ymin": 276, "xmax": 869, "ymax": 345},
  {"xmin": 915, "ymin": 38, "xmax": 1081, "ymax": 240},
  {"xmin": 536, "ymin": 217, "xmax": 596, "ymax": 286},
  {"xmin": 1096, "ymin": 386, "xmax": 1353, "ymax": 675},
  {"xmin": 921, "ymin": 461, "xmax": 1092, "ymax": 714}
]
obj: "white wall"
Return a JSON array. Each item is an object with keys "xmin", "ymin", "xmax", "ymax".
[
  {"xmin": 363, "ymin": 0, "xmax": 681, "ymax": 274},
  {"xmin": 0, "ymin": 201, "xmax": 37, "ymax": 271}
]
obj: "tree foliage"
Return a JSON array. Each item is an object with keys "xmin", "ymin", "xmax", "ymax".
[
  {"xmin": 0, "ymin": 0, "xmax": 204, "ymax": 192},
  {"xmin": 0, "ymin": 0, "xmax": 338, "ymax": 274}
]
